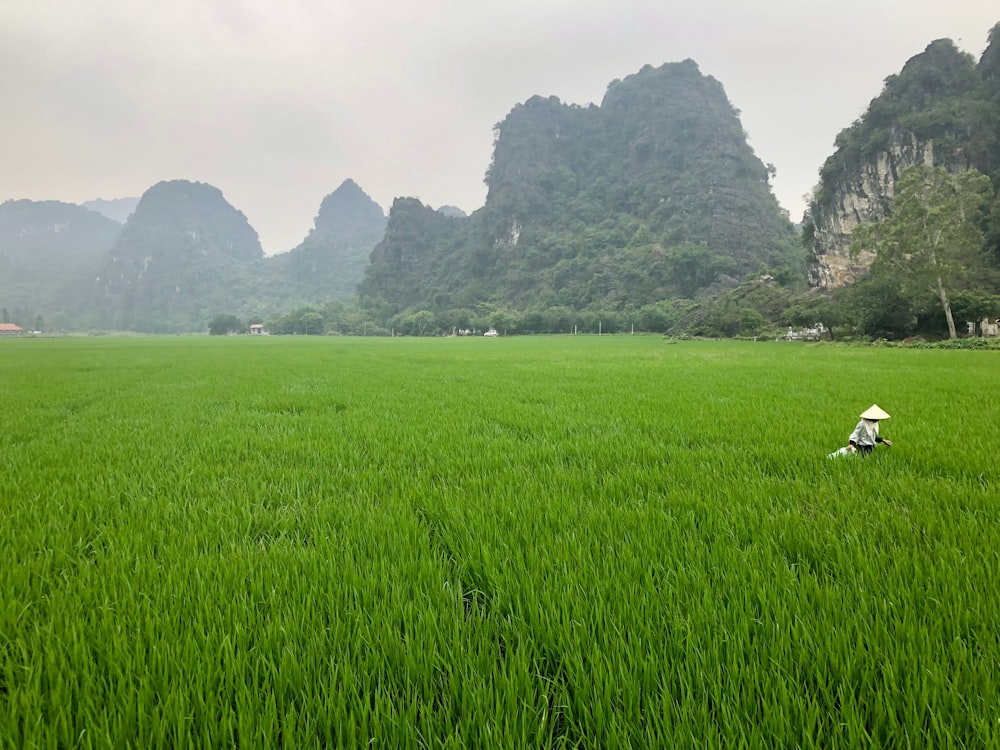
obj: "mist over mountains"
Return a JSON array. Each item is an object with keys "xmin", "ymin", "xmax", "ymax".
[
  {"xmin": 0, "ymin": 179, "xmax": 387, "ymax": 332},
  {"xmin": 82, "ymin": 197, "xmax": 140, "ymax": 224},
  {"xmin": 3, "ymin": 21, "xmax": 1000, "ymax": 337},
  {"xmin": 1, "ymin": 58, "xmax": 797, "ymax": 333}
]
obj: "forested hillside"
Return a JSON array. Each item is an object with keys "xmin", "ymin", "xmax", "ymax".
[
  {"xmin": 257, "ymin": 180, "xmax": 386, "ymax": 312},
  {"xmin": 89, "ymin": 180, "xmax": 265, "ymax": 332},
  {"xmin": 807, "ymin": 26, "xmax": 1000, "ymax": 288},
  {"xmin": 801, "ymin": 22, "xmax": 1000, "ymax": 339},
  {"xmin": 4, "ymin": 25, "xmax": 1000, "ymax": 338},
  {"xmin": 0, "ymin": 200, "xmax": 121, "ymax": 328},
  {"xmin": 360, "ymin": 60, "xmax": 803, "ymax": 332},
  {"xmin": 0, "ymin": 180, "xmax": 388, "ymax": 333}
]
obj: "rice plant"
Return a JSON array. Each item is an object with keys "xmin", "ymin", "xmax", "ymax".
[{"xmin": 1, "ymin": 335, "xmax": 997, "ymax": 748}]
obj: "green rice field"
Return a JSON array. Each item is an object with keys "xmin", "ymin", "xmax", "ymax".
[{"xmin": 1, "ymin": 335, "xmax": 998, "ymax": 748}]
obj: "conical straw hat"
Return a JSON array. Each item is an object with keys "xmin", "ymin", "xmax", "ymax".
[{"xmin": 859, "ymin": 404, "xmax": 891, "ymax": 420}]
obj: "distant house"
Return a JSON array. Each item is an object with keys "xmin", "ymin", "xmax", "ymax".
[
  {"xmin": 0, "ymin": 323, "xmax": 23, "ymax": 335},
  {"xmin": 783, "ymin": 322, "xmax": 827, "ymax": 341},
  {"xmin": 249, "ymin": 323, "xmax": 265, "ymax": 335},
  {"xmin": 966, "ymin": 318, "xmax": 1000, "ymax": 337}
]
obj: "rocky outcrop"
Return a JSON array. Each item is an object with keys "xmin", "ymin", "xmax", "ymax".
[
  {"xmin": 807, "ymin": 31, "xmax": 1000, "ymax": 289},
  {"xmin": 0, "ymin": 199, "xmax": 122, "ymax": 317},
  {"xmin": 808, "ymin": 134, "xmax": 935, "ymax": 288},
  {"xmin": 261, "ymin": 179, "xmax": 387, "ymax": 304},
  {"xmin": 93, "ymin": 180, "xmax": 263, "ymax": 331}
]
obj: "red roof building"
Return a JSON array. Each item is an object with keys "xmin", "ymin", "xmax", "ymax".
[{"xmin": 0, "ymin": 323, "xmax": 23, "ymax": 335}]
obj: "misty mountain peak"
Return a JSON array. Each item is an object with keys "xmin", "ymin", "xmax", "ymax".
[
  {"xmin": 124, "ymin": 179, "xmax": 264, "ymax": 262},
  {"xmin": 314, "ymin": 179, "xmax": 386, "ymax": 235}
]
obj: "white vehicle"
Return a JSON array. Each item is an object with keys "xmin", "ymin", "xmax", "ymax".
[{"xmin": 483, "ymin": 328, "xmax": 499, "ymax": 337}]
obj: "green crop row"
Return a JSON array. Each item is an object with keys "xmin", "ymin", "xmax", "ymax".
[{"xmin": 1, "ymin": 336, "xmax": 997, "ymax": 748}]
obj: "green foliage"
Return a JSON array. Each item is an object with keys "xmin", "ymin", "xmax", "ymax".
[
  {"xmin": 676, "ymin": 275, "xmax": 805, "ymax": 338},
  {"xmin": 638, "ymin": 300, "xmax": 681, "ymax": 332},
  {"xmin": 3, "ymin": 337, "xmax": 1000, "ymax": 746},
  {"xmin": 255, "ymin": 180, "xmax": 386, "ymax": 308},
  {"xmin": 805, "ymin": 24, "xmax": 1000, "ymax": 340},
  {"xmin": 843, "ymin": 274, "xmax": 919, "ymax": 338},
  {"xmin": 898, "ymin": 336, "xmax": 1000, "ymax": 349},
  {"xmin": 359, "ymin": 198, "xmax": 471, "ymax": 316},
  {"xmin": 269, "ymin": 307, "xmax": 327, "ymax": 335},
  {"xmin": 781, "ymin": 291, "xmax": 847, "ymax": 330},
  {"xmin": 93, "ymin": 181, "xmax": 264, "ymax": 333},
  {"xmin": 738, "ymin": 307, "xmax": 765, "ymax": 336},
  {"xmin": 851, "ymin": 165, "xmax": 994, "ymax": 338},
  {"xmin": 0, "ymin": 199, "xmax": 121, "ymax": 328},
  {"xmin": 360, "ymin": 61, "xmax": 803, "ymax": 326},
  {"xmin": 208, "ymin": 314, "xmax": 244, "ymax": 335},
  {"xmin": 389, "ymin": 309, "xmax": 437, "ymax": 336},
  {"xmin": 947, "ymin": 289, "xmax": 1000, "ymax": 322},
  {"xmin": 3, "ymin": 179, "xmax": 385, "ymax": 335},
  {"xmin": 812, "ymin": 34, "xmax": 1000, "ymax": 224},
  {"xmin": 663, "ymin": 242, "xmax": 731, "ymax": 297},
  {"xmin": 985, "ymin": 191, "xmax": 1000, "ymax": 265},
  {"xmin": 300, "ymin": 312, "xmax": 325, "ymax": 335}
]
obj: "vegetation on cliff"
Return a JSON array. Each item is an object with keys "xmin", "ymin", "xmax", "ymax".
[
  {"xmin": 0, "ymin": 200, "xmax": 121, "ymax": 329},
  {"xmin": 808, "ymin": 24, "xmax": 1000, "ymax": 274},
  {"xmin": 359, "ymin": 61, "xmax": 804, "ymax": 332},
  {"xmin": 6, "ymin": 25, "xmax": 1000, "ymax": 339},
  {"xmin": 849, "ymin": 165, "xmax": 995, "ymax": 339},
  {"xmin": 90, "ymin": 181, "xmax": 264, "ymax": 332},
  {"xmin": 800, "ymin": 23, "xmax": 1000, "ymax": 340},
  {"xmin": 256, "ymin": 180, "xmax": 387, "ymax": 312}
]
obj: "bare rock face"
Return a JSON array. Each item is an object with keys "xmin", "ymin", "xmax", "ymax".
[
  {"xmin": 806, "ymin": 29, "xmax": 998, "ymax": 290},
  {"xmin": 808, "ymin": 134, "xmax": 934, "ymax": 288}
]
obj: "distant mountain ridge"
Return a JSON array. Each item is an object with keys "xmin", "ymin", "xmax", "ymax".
[
  {"xmin": 359, "ymin": 59, "xmax": 802, "ymax": 320},
  {"xmin": 257, "ymin": 180, "xmax": 387, "ymax": 310},
  {"xmin": 4, "ymin": 24, "xmax": 999, "ymax": 335},
  {"xmin": 1, "ymin": 180, "xmax": 387, "ymax": 332},
  {"xmin": 91, "ymin": 180, "xmax": 264, "ymax": 331},
  {"xmin": 0, "ymin": 199, "xmax": 121, "ymax": 323}
]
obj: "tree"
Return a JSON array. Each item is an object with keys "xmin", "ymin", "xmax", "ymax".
[
  {"xmin": 415, "ymin": 310, "xmax": 438, "ymax": 336},
  {"xmin": 301, "ymin": 312, "xmax": 325, "ymax": 335},
  {"xmin": 208, "ymin": 314, "xmax": 243, "ymax": 335},
  {"xmin": 489, "ymin": 306, "xmax": 522, "ymax": 335},
  {"xmin": 390, "ymin": 309, "xmax": 437, "ymax": 336},
  {"xmin": 638, "ymin": 301, "xmax": 678, "ymax": 332},
  {"xmin": 844, "ymin": 274, "xmax": 917, "ymax": 338},
  {"xmin": 664, "ymin": 243, "xmax": 718, "ymax": 298},
  {"xmin": 738, "ymin": 308, "xmax": 764, "ymax": 336},
  {"xmin": 851, "ymin": 165, "xmax": 993, "ymax": 339}
]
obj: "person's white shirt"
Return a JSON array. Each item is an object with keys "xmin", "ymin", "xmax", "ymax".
[{"xmin": 849, "ymin": 419, "xmax": 880, "ymax": 447}]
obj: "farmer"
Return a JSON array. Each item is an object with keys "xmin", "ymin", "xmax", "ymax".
[{"xmin": 847, "ymin": 404, "xmax": 893, "ymax": 454}]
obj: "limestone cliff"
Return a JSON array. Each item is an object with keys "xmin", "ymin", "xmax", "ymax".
[
  {"xmin": 807, "ymin": 35, "xmax": 996, "ymax": 288},
  {"xmin": 93, "ymin": 180, "xmax": 263, "ymax": 332},
  {"xmin": 808, "ymin": 134, "xmax": 935, "ymax": 288},
  {"xmin": 360, "ymin": 60, "xmax": 802, "ymax": 315},
  {"xmin": 262, "ymin": 179, "xmax": 386, "ymax": 305}
]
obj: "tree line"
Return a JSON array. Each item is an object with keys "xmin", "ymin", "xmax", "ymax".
[{"xmin": 208, "ymin": 163, "xmax": 999, "ymax": 341}]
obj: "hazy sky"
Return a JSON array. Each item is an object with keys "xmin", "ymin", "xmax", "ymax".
[{"xmin": 2, "ymin": 2, "xmax": 997, "ymax": 254}]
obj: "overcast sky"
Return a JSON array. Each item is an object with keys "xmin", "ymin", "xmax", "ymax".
[{"xmin": 1, "ymin": 2, "xmax": 996, "ymax": 255}]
